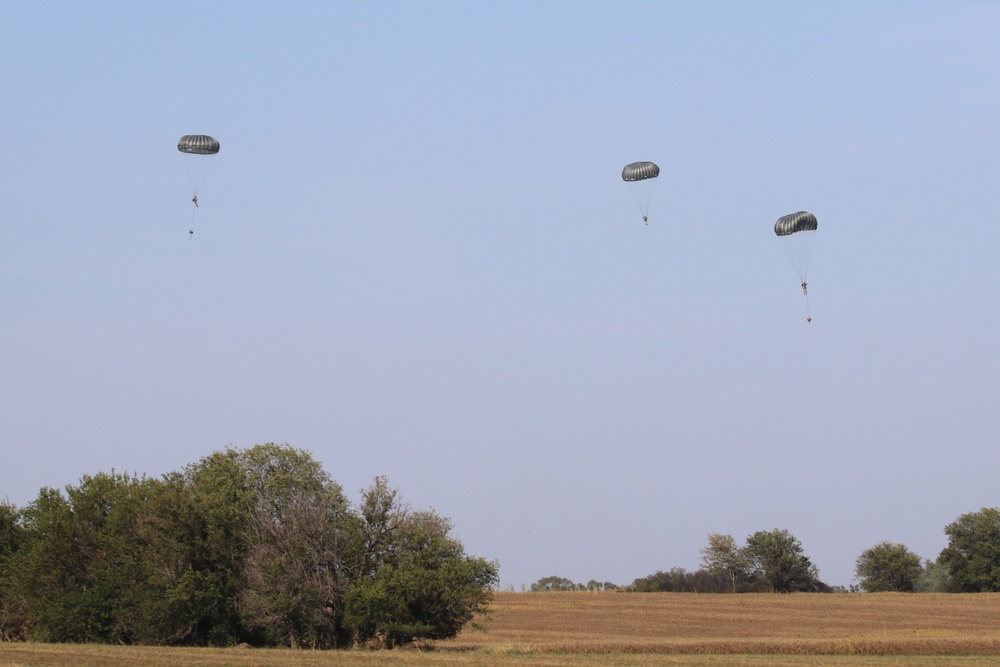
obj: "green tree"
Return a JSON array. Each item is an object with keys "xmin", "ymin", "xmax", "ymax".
[
  {"xmin": 745, "ymin": 529, "xmax": 822, "ymax": 593},
  {"xmin": 343, "ymin": 478, "xmax": 498, "ymax": 647},
  {"xmin": 178, "ymin": 448, "xmax": 268, "ymax": 644},
  {"xmin": 11, "ymin": 472, "xmax": 165, "ymax": 643},
  {"xmin": 11, "ymin": 487, "xmax": 78, "ymax": 642},
  {"xmin": 939, "ymin": 508, "xmax": 1000, "ymax": 592},
  {"xmin": 629, "ymin": 568, "xmax": 725, "ymax": 593},
  {"xmin": 0, "ymin": 501, "xmax": 27, "ymax": 640},
  {"xmin": 238, "ymin": 487, "xmax": 352, "ymax": 648},
  {"xmin": 181, "ymin": 442, "xmax": 345, "ymax": 645},
  {"xmin": 0, "ymin": 501, "xmax": 23, "ymax": 564},
  {"xmin": 3, "ymin": 446, "xmax": 498, "ymax": 649},
  {"xmin": 530, "ymin": 576, "xmax": 581, "ymax": 591},
  {"xmin": 854, "ymin": 541, "xmax": 922, "ymax": 592},
  {"xmin": 700, "ymin": 533, "xmax": 752, "ymax": 593}
]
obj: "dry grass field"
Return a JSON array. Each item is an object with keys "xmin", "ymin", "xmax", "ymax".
[
  {"xmin": 443, "ymin": 591, "xmax": 1000, "ymax": 655},
  {"xmin": 4, "ymin": 592, "xmax": 1000, "ymax": 667}
]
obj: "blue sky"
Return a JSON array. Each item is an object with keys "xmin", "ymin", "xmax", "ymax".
[{"xmin": 3, "ymin": 1, "xmax": 999, "ymax": 590}]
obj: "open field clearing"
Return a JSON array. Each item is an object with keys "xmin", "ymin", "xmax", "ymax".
[
  {"xmin": 4, "ymin": 592, "xmax": 1000, "ymax": 666},
  {"xmin": 442, "ymin": 591, "xmax": 1000, "ymax": 654}
]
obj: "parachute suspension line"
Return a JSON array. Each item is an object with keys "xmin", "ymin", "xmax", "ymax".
[
  {"xmin": 782, "ymin": 250, "xmax": 813, "ymax": 323},
  {"xmin": 188, "ymin": 157, "xmax": 216, "ymax": 198},
  {"xmin": 631, "ymin": 178, "xmax": 657, "ymax": 224},
  {"xmin": 625, "ymin": 179, "xmax": 658, "ymax": 225},
  {"xmin": 629, "ymin": 188, "xmax": 651, "ymax": 224}
]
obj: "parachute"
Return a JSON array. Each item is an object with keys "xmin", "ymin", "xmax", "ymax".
[
  {"xmin": 178, "ymin": 135, "xmax": 220, "ymax": 236},
  {"xmin": 622, "ymin": 161, "xmax": 659, "ymax": 225},
  {"xmin": 178, "ymin": 135, "xmax": 220, "ymax": 156},
  {"xmin": 774, "ymin": 211, "xmax": 817, "ymax": 322}
]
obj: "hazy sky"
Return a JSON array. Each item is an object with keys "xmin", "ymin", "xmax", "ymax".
[{"xmin": 3, "ymin": 1, "xmax": 999, "ymax": 590}]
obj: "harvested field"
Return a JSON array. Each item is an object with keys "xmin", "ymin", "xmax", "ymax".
[
  {"xmin": 4, "ymin": 592, "xmax": 1000, "ymax": 666},
  {"xmin": 438, "ymin": 591, "xmax": 1000, "ymax": 655}
]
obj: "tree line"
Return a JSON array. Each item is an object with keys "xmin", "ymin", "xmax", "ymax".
[
  {"xmin": 534, "ymin": 514, "xmax": 1000, "ymax": 595},
  {"xmin": 0, "ymin": 444, "xmax": 498, "ymax": 647},
  {"xmin": 4, "ymin": 443, "xmax": 999, "ymax": 646}
]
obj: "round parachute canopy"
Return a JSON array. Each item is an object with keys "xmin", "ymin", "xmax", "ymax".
[
  {"xmin": 178, "ymin": 135, "xmax": 220, "ymax": 155},
  {"xmin": 774, "ymin": 211, "xmax": 818, "ymax": 237},
  {"xmin": 622, "ymin": 161, "xmax": 659, "ymax": 182}
]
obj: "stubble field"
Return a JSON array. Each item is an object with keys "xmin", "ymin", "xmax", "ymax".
[{"xmin": 3, "ymin": 592, "xmax": 1000, "ymax": 667}]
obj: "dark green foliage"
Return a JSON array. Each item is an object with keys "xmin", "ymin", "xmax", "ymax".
[
  {"xmin": 182, "ymin": 444, "xmax": 349, "ymax": 645},
  {"xmin": 12, "ymin": 473, "xmax": 170, "ymax": 643},
  {"xmin": 855, "ymin": 542, "xmax": 923, "ymax": 592},
  {"xmin": 939, "ymin": 507, "xmax": 1000, "ymax": 592},
  {"xmin": 0, "ymin": 502, "xmax": 23, "ymax": 565},
  {"xmin": 629, "ymin": 531, "xmax": 828, "ymax": 594},
  {"xmin": 630, "ymin": 567, "xmax": 727, "ymax": 593},
  {"xmin": 0, "ymin": 502, "xmax": 27, "ymax": 640},
  {"xmin": 745, "ymin": 529, "xmax": 824, "ymax": 593},
  {"xmin": 342, "ymin": 479, "xmax": 498, "ymax": 647},
  {"xmin": 530, "ymin": 576, "xmax": 583, "ymax": 592},
  {"xmin": 0, "ymin": 445, "xmax": 496, "ymax": 649}
]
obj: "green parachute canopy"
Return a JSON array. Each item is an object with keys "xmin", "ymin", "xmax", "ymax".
[
  {"xmin": 177, "ymin": 135, "xmax": 220, "ymax": 155},
  {"xmin": 774, "ymin": 211, "xmax": 818, "ymax": 237}
]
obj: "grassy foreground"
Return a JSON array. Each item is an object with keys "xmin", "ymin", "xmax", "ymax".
[{"xmin": 3, "ymin": 592, "xmax": 1000, "ymax": 666}]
